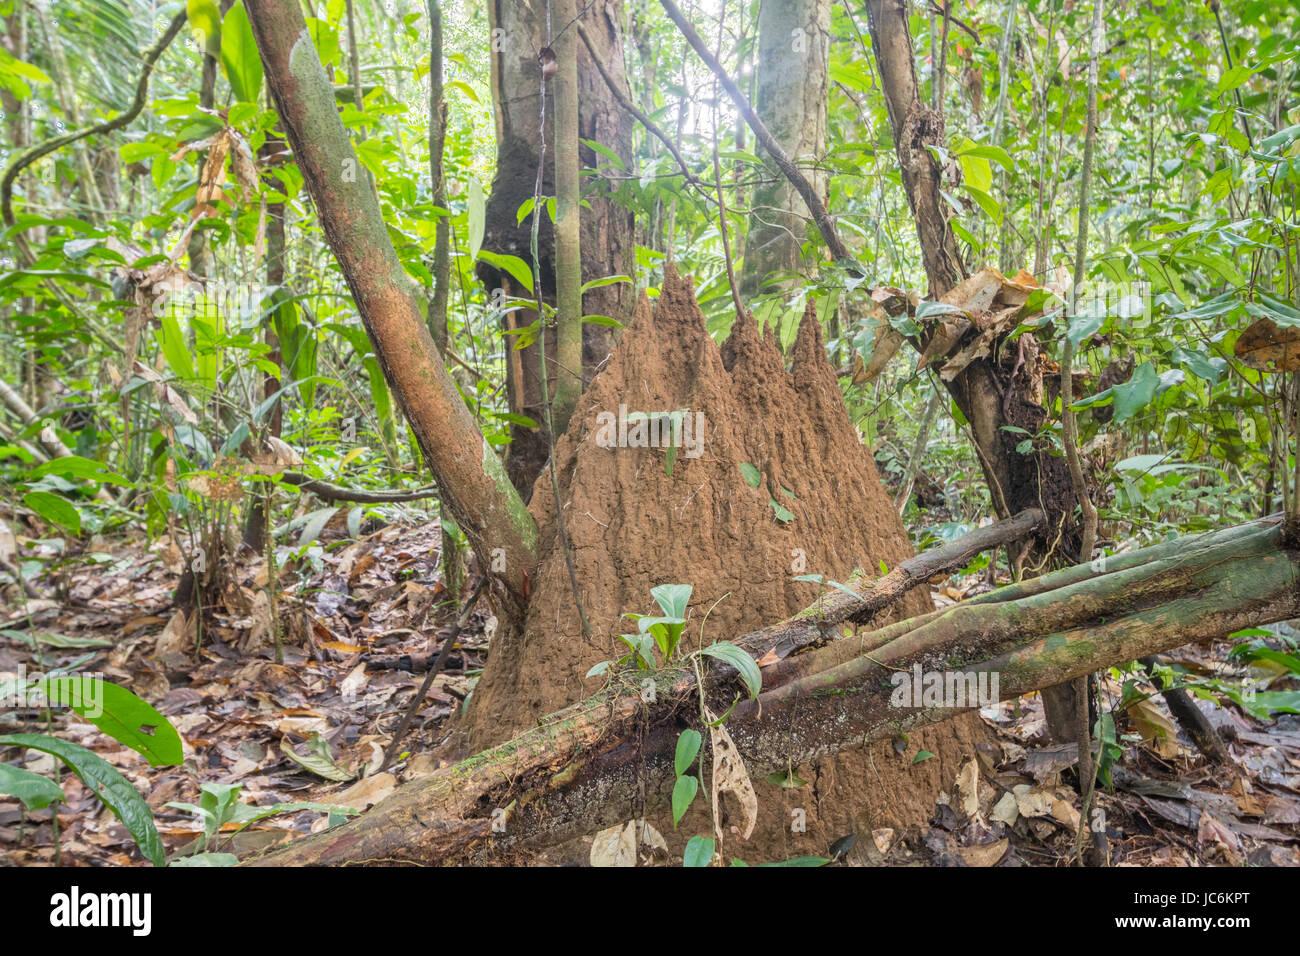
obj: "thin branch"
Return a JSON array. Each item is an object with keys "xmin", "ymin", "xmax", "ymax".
[
  {"xmin": 1, "ymin": 10, "xmax": 188, "ymax": 227},
  {"xmin": 657, "ymin": 0, "xmax": 856, "ymax": 267}
]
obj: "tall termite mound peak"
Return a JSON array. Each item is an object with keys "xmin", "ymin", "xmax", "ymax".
[{"xmin": 461, "ymin": 266, "xmax": 992, "ymax": 847}]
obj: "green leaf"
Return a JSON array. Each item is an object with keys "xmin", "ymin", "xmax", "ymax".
[
  {"xmin": 0, "ymin": 734, "xmax": 164, "ymax": 866},
  {"xmin": 280, "ymin": 736, "xmax": 353, "ymax": 782},
  {"xmin": 965, "ymin": 185, "xmax": 1002, "ymax": 224},
  {"xmin": 0, "ymin": 762, "xmax": 65, "ymax": 810},
  {"xmin": 581, "ymin": 314, "xmax": 624, "ymax": 328},
  {"xmin": 764, "ymin": 769, "xmax": 808, "ymax": 788},
  {"xmin": 650, "ymin": 583, "xmax": 692, "ymax": 619},
  {"xmin": 477, "ymin": 250, "xmax": 533, "ymax": 291},
  {"xmin": 671, "ymin": 774, "xmax": 698, "ymax": 827},
  {"xmin": 35, "ymin": 678, "xmax": 183, "ymax": 767},
  {"xmin": 956, "ymin": 152, "xmax": 992, "ymax": 192},
  {"xmin": 769, "ymin": 497, "xmax": 795, "ymax": 523},
  {"xmin": 30, "ymin": 455, "xmax": 133, "ymax": 488},
  {"xmin": 0, "ymin": 630, "xmax": 110, "ymax": 649},
  {"xmin": 156, "ymin": 313, "xmax": 196, "ymax": 381},
  {"xmin": 22, "ymin": 491, "xmax": 80, "ymax": 535},
  {"xmin": 468, "ymin": 176, "xmax": 485, "ymax": 261},
  {"xmin": 915, "ymin": 300, "xmax": 967, "ymax": 321},
  {"xmin": 683, "ymin": 834, "xmax": 714, "ymax": 867},
  {"xmin": 446, "ymin": 79, "xmax": 479, "ymax": 103},
  {"xmin": 1111, "ymin": 361, "xmax": 1158, "ymax": 424},
  {"xmin": 297, "ymin": 506, "xmax": 336, "ymax": 548},
  {"xmin": 169, "ymin": 852, "xmax": 239, "ymax": 867},
  {"xmin": 699, "ymin": 642, "xmax": 762, "ymax": 700},
  {"xmin": 579, "ymin": 275, "xmax": 632, "ymax": 294},
  {"xmin": 913, "ymin": 750, "xmax": 935, "ymax": 764},
  {"xmin": 674, "ymin": 729, "xmax": 702, "ymax": 776},
  {"xmin": 955, "ymin": 143, "xmax": 1013, "ymax": 171},
  {"xmin": 221, "ymin": 2, "xmax": 263, "ymax": 104},
  {"xmin": 186, "ymin": 0, "xmax": 222, "ymax": 55},
  {"xmin": 739, "ymin": 462, "xmax": 762, "ymax": 487}
]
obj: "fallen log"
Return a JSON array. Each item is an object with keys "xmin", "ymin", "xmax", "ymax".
[{"xmin": 247, "ymin": 516, "xmax": 1298, "ymax": 865}]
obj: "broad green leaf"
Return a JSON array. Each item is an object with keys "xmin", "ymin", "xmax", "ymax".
[
  {"xmin": 699, "ymin": 642, "xmax": 762, "ymax": 700},
  {"xmin": 280, "ymin": 736, "xmax": 353, "ymax": 782},
  {"xmin": 955, "ymin": 143, "xmax": 1014, "ymax": 171},
  {"xmin": 477, "ymin": 250, "xmax": 532, "ymax": 291},
  {"xmin": 221, "ymin": 2, "xmax": 263, "ymax": 103},
  {"xmin": 956, "ymin": 152, "xmax": 992, "ymax": 192},
  {"xmin": 0, "ymin": 734, "xmax": 164, "ymax": 866},
  {"xmin": 674, "ymin": 729, "xmax": 702, "ymax": 776},
  {"xmin": 650, "ymin": 583, "xmax": 692, "ymax": 619},
  {"xmin": 297, "ymin": 506, "xmax": 337, "ymax": 548},
  {"xmin": 682, "ymin": 834, "xmax": 714, "ymax": 867},
  {"xmin": 30, "ymin": 455, "xmax": 132, "ymax": 488},
  {"xmin": 186, "ymin": 0, "xmax": 222, "ymax": 55},
  {"xmin": 156, "ymin": 314, "xmax": 196, "ymax": 381},
  {"xmin": 468, "ymin": 176, "xmax": 485, "ymax": 261},
  {"xmin": 0, "ymin": 763, "xmax": 65, "ymax": 810},
  {"xmin": 739, "ymin": 462, "xmax": 762, "ymax": 487},
  {"xmin": 22, "ymin": 491, "xmax": 80, "ymax": 535},
  {"xmin": 170, "ymin": 852, "xmax": 238, "ymax": 866},
  {"xmin": 1111, "ymin": 361, "xmax": 1158, "ymax": 424},
  {"xmin": 35, "ymin": 678, "xmax": 183, "ymax": 767},
  {"xmin": 671, "ymin": 774, "xmax": 698, "ymax": 828}
]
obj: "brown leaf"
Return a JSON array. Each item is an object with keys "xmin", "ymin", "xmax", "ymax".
[
  {"xmin": 1234, "ymin": 317, "xmax": 1300, "ymax": 372},
  {"xmin": 706, "ymin": 706, "xmax": 758, "ymax": 842}
]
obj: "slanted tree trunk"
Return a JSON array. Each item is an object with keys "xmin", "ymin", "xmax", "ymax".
[
  {"xmin": 480, "ymin": 0, "xmax": 635, "ymax": 495},
  {"xmin": 245, "ymin": 0, "xmax": 538, "ymax": 609}
]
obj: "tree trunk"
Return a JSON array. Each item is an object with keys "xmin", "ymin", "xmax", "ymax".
[
  {"xmin": 425, "ymin": 0, "xmax": 467, "ymax": 604},
  {"xmin": 245, "ymin": 0, "xmax": 538, "ymax": 608},
  {"xmin": 864, "ymin": 0, "xmax": 1090, "ymax": 751},
  {"xmin": 740, "ymin": 0, "xmax": 831, "ymax": 304},
  {"xmin": 480, "ymin": 0, "xmax": 635, "ymax": 495},
  {"xmin": 550, "ymin": 0, "xmax": 583, "ymax": 434},
  {"xmin": 248, "ymin": 516, "xmax": 1300, "ymax": 865}
]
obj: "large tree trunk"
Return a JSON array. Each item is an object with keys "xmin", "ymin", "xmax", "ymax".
[
  {"xmin": 480, "ymin": 0, "xmax": 636, "ymax": 495},
  {"xmin": 249, "ymin": 516, "xmax": 1300, "ymax": 865},
  {"xmin": 245, "ymin": 0, "xmax": 538, "ymax": 608},
  {"xmin": 740, "ymin": 0, "xmax": 831, "ymax": 303}
]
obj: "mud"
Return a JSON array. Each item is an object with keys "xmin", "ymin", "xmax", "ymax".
[{"xmin": 462, "ymin": 266, "xmax": 991, "ymax": 858}]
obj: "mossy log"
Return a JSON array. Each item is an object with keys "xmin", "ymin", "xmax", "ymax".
[{"xmin": 247, "ymin": 515, "xmax": 1298, "ymax": 865}]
